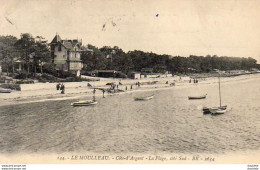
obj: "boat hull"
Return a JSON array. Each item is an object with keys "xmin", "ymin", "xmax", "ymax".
[
  {"xmin": 188, "ymin": 95, "xmax": 206, "ymax": 100},
  {"xmin": 210, "ymin": 108, "xmax": 227, "ymax": 115},
  {"xmin": 203, "ymin": 105, "xmax": 227, "ymax": 114},
  {"xmin": 134, "ymin": 95, "xmax": 154, "ymax": 101},
  {"xmin": 71, "ymin": 100, "xmax": 98, "ymax": 106}
]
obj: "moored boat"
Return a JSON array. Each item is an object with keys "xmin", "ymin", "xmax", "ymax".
[
  {"xmin": 134, "ymin": 95, "xmax": 154, "ymax": 101},
  {"xmin": 203, "ymin": 76, "xmax": 228, "ymax": 115},
  {"xmin": 203, "ymin": 105, "xmax": 227, "ymax": 114},
  {"xmin": 72, "ymin": 87, "xmax": 98, "ymax": 106},
  {"xmin": 71, "ymin": 100, "xmax": 98, "ymax": 106},
  {"xmin": 211, "ymin": 108, "xmax": 227, "ymax": 115},
  {"xmin": 188, "ymin": 94, "xmax": 207, "ymax": 100}
]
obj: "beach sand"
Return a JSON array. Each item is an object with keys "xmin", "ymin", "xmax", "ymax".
[{"xmin": 0, "ymin": 74, "xmax": 259, "ymax": 107}]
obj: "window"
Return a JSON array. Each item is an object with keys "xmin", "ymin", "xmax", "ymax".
[{"xmin": 58, "ymin": 44, "xmax": 62, "ymax": 51}]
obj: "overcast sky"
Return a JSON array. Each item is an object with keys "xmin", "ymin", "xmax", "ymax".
[{"xmin": 0, "ymin": 0, "xmax": 260, "ymax": 63}]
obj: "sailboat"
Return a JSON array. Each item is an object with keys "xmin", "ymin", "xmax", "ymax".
[
  {"xmin": 203, "ymin": 76, "xmax": 227, "ymax": 115},
  {"xmin": 71, "ymin": 88, "xmax": 98, "ymax": 106}
]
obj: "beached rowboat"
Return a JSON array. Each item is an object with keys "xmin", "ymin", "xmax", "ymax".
[
  {"xmin": 134, "ymin": 95, "xmax": 154, "ymax": 101},
  {"xmin": 71, "ymin": 100, "xmax": 98, "ymax": 106}
]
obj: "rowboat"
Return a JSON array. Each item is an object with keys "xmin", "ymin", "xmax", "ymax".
[
  {"xmin": 134, "ymin": 95, "xmax": 154, "ymax": 101},
  {"xmin": 188, "ymin": 94, "xmax": 207, "ymax": 100},
  {"xmin": 71, "ymin": 100, "xmax": 98, "ymax": 106}
]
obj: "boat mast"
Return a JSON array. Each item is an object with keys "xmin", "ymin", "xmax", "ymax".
[{"xmin": 218, "ymin": 75, "xmax": 222, "ymax": 107}]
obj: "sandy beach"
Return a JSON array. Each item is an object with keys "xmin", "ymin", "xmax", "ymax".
[{"xmin": 0, "ymin": 73, "xmax": 259, "ymax": 107}]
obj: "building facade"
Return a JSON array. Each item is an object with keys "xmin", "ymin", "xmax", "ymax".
[{"xmin": 50, "ymin": 34, "xmax": 83, "ymax": 77}]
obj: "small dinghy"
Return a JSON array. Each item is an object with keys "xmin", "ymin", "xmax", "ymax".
[
  {"xmin": 188, "ymin": 94, "xmax": 207, "ymax": 100},
  {"xmin": 72, "ymin": 88, "xmax": 98, "ymax": 106},
  {"xmin": 71, "ymin": 100, "xmax": 97, "ymax": 106},
  {"xmin": 134, "ymin": 95, "xmax": 154, "ymax": 101}
]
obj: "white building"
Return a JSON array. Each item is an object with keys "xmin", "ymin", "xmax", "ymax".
[{"xmin": 50, "ymin": 34, "xmax": 83, "ymax": 77}]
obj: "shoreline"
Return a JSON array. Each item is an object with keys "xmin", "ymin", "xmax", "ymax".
[{"xmin": 0, "ymin": 73, "xmax": 259, "ymax": 107}]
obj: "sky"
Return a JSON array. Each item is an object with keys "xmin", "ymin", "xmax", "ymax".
[{"xmin": 0, "ymin": 0, "xmax": 260, "ymax": 63}]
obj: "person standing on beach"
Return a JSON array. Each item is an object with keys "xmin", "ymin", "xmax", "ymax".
[
  {"xmin": 61, "ymin": 84, "xmax": 65, "ymax": 94},
  {"xmin": 56, "ymin": 83, "xmax": 60, "ymax": 90},
  {"xmin": 102, "ymin": 89, "xmax": 105, "ymax": 98}
]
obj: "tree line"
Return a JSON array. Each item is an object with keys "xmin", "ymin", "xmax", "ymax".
[
  {"xmin": 0, "ymin": 33, "xmax": 259, "ymax": 78},
  {"xmin": 81, "ymin": 46, "xmax": 259, "ymax": 74}
]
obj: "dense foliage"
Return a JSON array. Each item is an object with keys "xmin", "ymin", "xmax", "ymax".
[
  {"xmin": 0, "ymin": 34, "xmax": 51, "ymax": 75},
  {"xmin": 81, "ymin": 45, "xmax": 259, "ymax": 74}
]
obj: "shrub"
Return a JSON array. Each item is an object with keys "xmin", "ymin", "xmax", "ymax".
[
  {"xmin": 15, "ymin": 80, "xmax": 34, "ymax": 84},
  {"xmin": 0, "ymin": 84, "xmax": 21, "ymax": 91},
  {"xmin": 42, "ymin": 63, "xmax": 57, "ymax": 75},
  {"xmin": 14, "ymin": 72, "xmax": 28, "ymax": 79}
]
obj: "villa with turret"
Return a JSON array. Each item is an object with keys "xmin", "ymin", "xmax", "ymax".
[{"xmin": 50, "ymin": 34, "xmax": 83, "ymax": 77}]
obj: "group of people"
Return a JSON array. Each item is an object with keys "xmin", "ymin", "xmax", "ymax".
[
  {"xmin": 107, "ymin": 81, "xmax": 140, "ymax": 93},
  {"xmin": 56, "ymin": 83, "xmax": 65, "ymax": 94},
  {"xmin": 166, "ymin": 81, "xmax": 175, "ymax": 86}
]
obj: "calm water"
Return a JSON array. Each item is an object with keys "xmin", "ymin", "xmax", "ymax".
[{"xmin": 0, "ymin": 76, "xmax": 259, "ymax": 154}]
